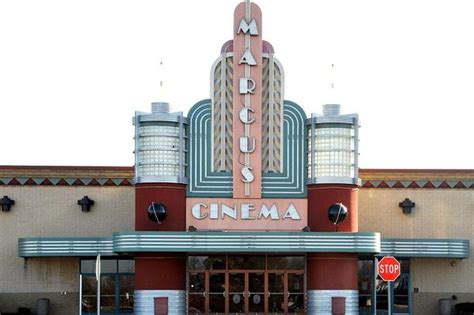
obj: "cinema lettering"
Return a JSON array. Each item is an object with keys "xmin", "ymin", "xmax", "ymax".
[
  {"xmin": 186, "ymin": 198, "xmax": 308, "ymax": 230},
  {"xmin": 191, "ymin": 202, "xmax": 301, "ymax": 220}
]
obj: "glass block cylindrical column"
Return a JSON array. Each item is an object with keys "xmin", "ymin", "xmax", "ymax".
[
  {"xmin": 132, "ymin": 103, "xmax": 188, "ymax": 314},
  {"xmin": 307, "ymin": 104, "xmax": 359, "ymax": 185},
  {"xmin": 306, "ymin": 104, "xmax": 360, "ymax": 314},
  {"xmin": 133, "ymin": 102, "xmax": 187, "ymax": 185}
]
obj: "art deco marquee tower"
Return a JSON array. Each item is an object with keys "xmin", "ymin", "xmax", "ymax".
[{"xmin": 132, "ymin": 1, "xmax": 363, "ymax": 314}]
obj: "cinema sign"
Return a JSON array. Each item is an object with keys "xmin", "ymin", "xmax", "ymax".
[{"xmin": 186, "ymin": 198, "xmax": 308, "ymax": 231}]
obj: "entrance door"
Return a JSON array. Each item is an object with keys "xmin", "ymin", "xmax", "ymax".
[
  {"xmin": 267, "ymin": 272, "xmax": 305, "ymax": 313},
  {"xmin": 227, "ymin": 272, "xmax": 265, "ymax": 314},
  {"xmin": 248, "ymin": 272, "xmax": 265, "ymax": 313},
  {"xmin": 188, "ymin": 255, "xmax": 305, "ymax": 314},
  {"xmin": 208, "ymin": 272, "xmax": 226, "ymax": 313},
  {"xmin": 229, "ymin": 272, "xmax": 245, "ymax": 313}
]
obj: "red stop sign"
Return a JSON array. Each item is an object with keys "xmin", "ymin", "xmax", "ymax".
[{"xmin": 377, "ymin": 256, "xmax": 401, "ymax": 282}]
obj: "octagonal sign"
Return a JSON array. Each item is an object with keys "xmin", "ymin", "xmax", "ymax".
[{"xmin": 377, "ymin": 256, "xmax": 401, "ymax": 282}]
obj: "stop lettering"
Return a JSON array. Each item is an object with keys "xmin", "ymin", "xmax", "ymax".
[{"xmin": 377, "ymin": 256, "xmax": 401, "ymax": 282}]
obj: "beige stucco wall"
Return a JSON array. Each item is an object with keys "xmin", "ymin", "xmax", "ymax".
[
  {"xmin": 0, "ymin": 186, "xmax": 134, "ymax": 294},
  {"xmin": 1, "ymin": 183, "xmax": 472, "ymax": 314},
  {"xmin": 360, "ymin": 188, "xmax": 474, "ymax": 314}
]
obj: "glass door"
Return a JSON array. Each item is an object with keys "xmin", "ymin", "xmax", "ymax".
[
  {"xmin": 287, "ymin": 273, "xmax": 305, "ymax": 314},
  {"xmin": 187, "ymin": 255, "xmax": 306, "ymax": 315},
  {"xmin": 229, "ymin": 272, "xmax": 245, "ymax": 313},
  {"xmin": 248, "ymin": 272, "xmax": 265, "ymax": 314},
  {"xmin": 227, "ymin": 272, "xmax": 266, "ymax": 314},
  {"xmin": 208, "ymin": 272, "xmax": 226, "ymax": 314},
  {"xmin": 268, "ymin": 272, "xmax": 284, "ymax": 314},
  {"xmin": 188, "ymin": 272, "xmax": 206, "ymax": 314},
  {"xmin": 81, "ymin": 274, "xmax": 134, "ymax": 315}
]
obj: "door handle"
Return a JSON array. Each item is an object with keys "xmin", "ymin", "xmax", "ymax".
[
  {"xmin": 203, "ymin": 291, "xmax": 206, "ymax": 298},
  {"xmin": 223, "ymin": 291, "xmax": 226, "ymax": 298},
  {"xmin": 266, "ymin": 291, "xmax": 271, "ymax": 298}
]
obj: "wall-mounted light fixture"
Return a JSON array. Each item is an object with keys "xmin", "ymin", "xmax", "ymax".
[
  {"xmin": 78, "ymin": 196, "xmax": 95, "ymax": 212},
  {"xmin": 328, "ymin": 203, "xmax": 348, "ymax": 232},
  {"xmin": 328, "ymin": 203, "xmax": 348, "ymax": 225},
  {"xmin": 147, "ymin": 202, "xmax": 167, "ymax": 224},
  {"xmin": 399, "ymin": 198, "xmax": 415, "ymax": 214},
  {"xmin": 1, "ymin": 196, "xmax": 15, "ymax": 212}
]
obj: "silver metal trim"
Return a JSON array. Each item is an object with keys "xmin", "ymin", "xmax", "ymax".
[
  {"xmin": 380, "ymin": 239, "xmax": 470, "ymax": 258},
  {"xmin": 307, "ymin": 290, "xmax": 358, "ymax": 315},
  {"xmin": 138, "ymin": 114, "xmax": 189, "ymax": 124},
  {"xmin": 18, "ymin": 238, "xmax": 114, "ymax": 257},
  {"xmin": 113, "ymin": 232, "xmax": 381, "ymax": 253},
  {"xmin": 306, "ymin": 177, "xmax": 361, "ymax": 185},
  {"xmin": 136, "ymin": 176, "xmax": 188, "ymax": 185}
]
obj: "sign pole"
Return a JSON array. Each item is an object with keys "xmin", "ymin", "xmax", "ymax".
[
  {"xmin": 373, "ymin": 257, "xmax": 377, "ymax": 315},
  {"xmin": 377, "ymin": 256, "xmax": 400, "ymax": 315},
  {"xmin": 388, "ymin": 281, "xmax": 392, "ymax": 315},
  {"xmin": 96, "ymin": 254, "xmax": 101, "ymax": 315},
  {"xmin": 79, "ymin": 274, "xmax": 82, "ymax": 315}
]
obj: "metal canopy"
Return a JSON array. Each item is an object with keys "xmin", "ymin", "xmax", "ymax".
[
  {"xmin": 18, "ymin": 232, "xmax": 469, "ymax": 259},
  {"xmin": 113, "ymin": 231, "xmax": 380, "ymax": 253},
  {"xmin": 18, "ymin": 237, "xmax": 114, "ymax": 257},
  {"xmin": 380, "ymin": 238, "xmax": 470, "ymax": 258}
]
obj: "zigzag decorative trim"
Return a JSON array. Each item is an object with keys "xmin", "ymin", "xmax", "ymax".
[
  {"xmin": 0, "ymin": 177, "xmax": 133, "ymax": 186},
  {"xmin": 361, "ymin": 180, "xmax": 474, "ymax": 189}
]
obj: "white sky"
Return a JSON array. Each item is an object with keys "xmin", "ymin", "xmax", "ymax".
[{"xmin": 0, "ymin": 0, "xmax": 473, "ymax": 169}]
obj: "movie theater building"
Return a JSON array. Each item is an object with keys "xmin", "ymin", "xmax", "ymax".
[{"xmin": 1, "ymin": 2, "xmax": 472, "ymax": 315}]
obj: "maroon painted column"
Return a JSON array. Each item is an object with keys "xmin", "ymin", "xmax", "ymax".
[
  {"xmin": 307, "ymin": 184, "xmax": 358, "ymax": 232},
  {"xmin": 306, "ymin": 105, "xmax": 360, "ymax": 314},
  {"xmin": 134, "ymin": 182, "xmax": 187, "ymax": 293},
  {"xmin": 135, "ymin": 183, "xmax": 186, "ymax": 232},
  {"xmin": 132, "ymin": 103, "xmax": 188, "ymax": 314}
]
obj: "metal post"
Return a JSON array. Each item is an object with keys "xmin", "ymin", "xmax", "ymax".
[
  {"xmin": 97, "ymin": 275, "xmax": 101, "ymax": 315},
  {"xmin": 388, "ymin": 281, "xmax": 392, "ymax": 315},
  {"xmin": 373, "ymin": 257, "xmax": 377, "ymax": 315},
  {"xmin": 79, "ymin": 274, "xmax": 82, "ymax": 315},
  {"xmin": 96, "ymin": 254, "xmax": 101, "ymax": 315}
]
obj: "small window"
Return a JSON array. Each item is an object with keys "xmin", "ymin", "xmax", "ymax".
[
  {"xmin": 228, "ymin": 255, "xmax": 265, "ymax": 270},
  {"xmin": 80, "ymin": 258, "xmax": 134, "ymax": 314},
  {"xmin": 267, "ymin": 256, "xmax": 305, "ymax": 270},
  {"xmin": 119, "ymin": 260, "xmax": 135, "ymax": 273},
  {"xmin": 188, "ymin": 256, "xmax": 226, "ymax": 270},
  {"xmin": 80, "ymin": 260, "xmax": 95, "ymax": 274},
  {"xmin": 101, "ymin": 260, "xmax": 118, "ymax": 273}
]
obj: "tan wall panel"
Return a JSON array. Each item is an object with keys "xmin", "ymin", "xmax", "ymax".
[
  {"xmin": 411, "ymin": 258, "xmax": 474, "ymax": 293},
  {"xmin": 360, "ymin": 188, "xmax": 474, "ymax": 293},
  {"xmin": 0, "ymin": 186, "xmax": 134, "ymax": 293},
  {"xmin": 412, "ymin": 292, "xmax": 474, "ymax": 315},
  {"xmin": 359, "ymin": 189, "xmax": 473, "ymax": 239}
]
